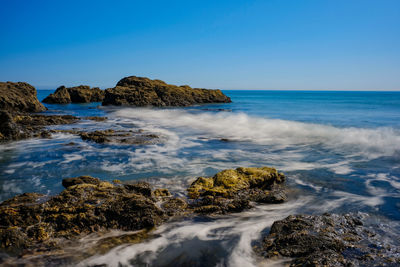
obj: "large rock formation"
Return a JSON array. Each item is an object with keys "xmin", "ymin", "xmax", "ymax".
[
  {"xmin": 0, "ymin": 176, "xmax": 186, "ymax": 254},
  {"xmin": 43, "ymin": 85, "xmax": 105, "ymax": 104},
  {"xmin": 0, "ymin": 82, "xmax": 46, "ymax": 113},
  {"xmin": 102, "ymin": 76, "xmax": 231, "ymax": 107},
  {"xmin": 187, "ymin": 167, "xmax": 286, "ymax": 214},
  {"xmin": 257, "ymin": 213, "xmax": 400, "ymax": 266},
  {"xmin": 0, "ymin": 81, "xmax": 81, "ymax": 142}
]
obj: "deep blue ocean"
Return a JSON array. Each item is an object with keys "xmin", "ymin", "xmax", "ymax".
[{"xmin": 1, "ymin": 90, "xmax": 400, "ymax": 266}]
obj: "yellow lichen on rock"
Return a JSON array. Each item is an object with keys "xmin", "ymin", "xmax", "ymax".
[{"xmin": 188, "ymin": 167, "xmax": 285, "ymax": 199}]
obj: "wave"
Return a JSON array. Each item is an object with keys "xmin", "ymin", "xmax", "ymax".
[{"xmin": 112, "ymin": 108, "xmax": 400, "ymax": 159}]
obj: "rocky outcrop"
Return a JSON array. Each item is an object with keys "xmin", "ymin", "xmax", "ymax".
[
  {"xmin": 0, "ymin": 82, "xmax": 46, "ymax": 113},
  {"xmin": 0, "ymin": 112, "xmax": 79, "ymax": 142},
  {"xmin": 0, "ymin": 176, "xmax": 186, "ymax": 254},
  {"xmin": 0, "ymin": 81, "xmax": 81, "ymax": 142},
  {"xmin": 187, "ymin": 167, "xmax": 286, "ymax": 214},
  {"xmin": 51, "ymin": 128, "xmax": 160, "ymax": 145},
  {"xmin": 79, "ymin": 129, "xmax": 159, "ymax": 145},
  {"xmin": 102, "ymin": 76, "xmax": 231, "ymax": 107},
  {"xmin": 257, "ymin": 213, "xmax": 400, "ymax": 266},
  {"xmin": 43, "ymin": 85, "xmax": 105, "ymax": 104}
]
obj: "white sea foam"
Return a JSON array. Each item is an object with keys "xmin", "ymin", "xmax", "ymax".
[
  {"xmin": 81, "ymin": 197, "xmax": 311, "ymax": 267},
  {"xmin": 112, "ymin": 108, "xmax": 400, "ymax": 160}
]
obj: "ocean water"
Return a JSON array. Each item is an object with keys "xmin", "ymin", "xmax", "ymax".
[{"xmin": 1, "ymin": 90, "xmax": 400, "ymax": 266}]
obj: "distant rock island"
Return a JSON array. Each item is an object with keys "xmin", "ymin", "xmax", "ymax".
[
  {"xmin": 102, "ymin": 76, "xmax": 231, "ymax": 106},
  {"xmin": 42, "ymin": 76, "xmax": 231, "ymax": 106},
  {"xmin": 43, "ymin": 85, "xmax": 105, "ymax": 104}
]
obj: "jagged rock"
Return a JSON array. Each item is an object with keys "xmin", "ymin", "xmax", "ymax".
[
  {"xmin": 43, "ymin": 85, "xmax": 105, "ymax": 104},
  {"xmin": 0, "ymin": 176, "xmax": 187, "ymax": 255},
  {"xmin": 257, "ymin": 213, "xmax": 400, "ymax": 266},
  {"xmin": 0, "ymin": 113, "xmax": 79, "ymax": 142},
  {"xmin": 0, "ymin": 82, "xmax": 46, "ymax": 113},
  {"xmin": 84, "ymin": 116, "xmax": 108, "ymax": 121},
  {"xmin": 187, "ymin": 167, "xmax": 286, "ymax": 214},
  {"xmin": 102, "ymin": 76, "xmax": 231, "ymax": 107},
  {"xmin": 78, "ymin": 129, "xmax": 159, "ymax": 145}
]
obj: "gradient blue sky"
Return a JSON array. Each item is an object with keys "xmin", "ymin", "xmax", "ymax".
[{"xmin": 0, "ymin": 0, "xmax": 399, "ymax": 90}]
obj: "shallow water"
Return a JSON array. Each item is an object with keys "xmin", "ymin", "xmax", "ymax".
[{"xmin": 1, "ymin": 90, "xmax": 400, "ymax": 266}]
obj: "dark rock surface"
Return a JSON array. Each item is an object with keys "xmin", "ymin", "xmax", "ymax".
[
  {"xmin": 102, "ymin": 76, "xmax": 231, "ymax": 107},
  {"xmin": 0, "ymin": 82, "xmax": 46, "ymax": 113},
  {"xmin": 52, "ymin": 128, "xmax": 160, "ymax": 145},
  {"xmin": 43, "ymin": 85, "xmax": 105, "ymax": 104},
  {"xmin": 79, "ymin": 129, "xmax": 159, "ymax": 145},
  {"xmin": 187, "ymin": 167, "xmax": 286, "ymax": 214},
  {"xmin": 0, "ymin": 176, "xmax": 185, "ymax": 255},
  {"xmin": 257, "ymin": 213, "xmax": 400, "ymax": 266},
  {"xmin": 0, "ymin": 112, "xmax": 79, "ymax": 142}
]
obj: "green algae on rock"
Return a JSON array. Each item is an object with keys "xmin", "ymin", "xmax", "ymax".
[
  {"xmin": 102, "ymin": 76, "xmax": 231, "ymax": 107},
  {"xmin": 187, "ymin": 167, "xmax": 287, "ymax": 214},
  {"xmin": 43, "ymin": 85, "xmax": 105, "ymax": 104}
]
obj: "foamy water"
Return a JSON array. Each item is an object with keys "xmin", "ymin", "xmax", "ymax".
[{"xmin": 1, "ymin": 90, "xmax": 400, "ymax": 266}]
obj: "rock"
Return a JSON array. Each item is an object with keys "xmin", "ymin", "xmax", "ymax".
[
  {"xmin": 78, "ymin": 129, "xmax": 159, "ymax": 145},
  {"xmin": 187, "ymin": 167, "xmax": 286, "ymax": 214},
  {"xmin": 0, "ymin": 113, "xmax": 79, "ymax": 142},
  {"xmin": 62, "ymin": 176, "xmax": 100, "ymax": 188},
  {"xmin": 102, "ymin": 76, "xmax": 231, "ymax": 107},
  {"xmin": 154, "ymin": 188, "xmax": 171, "ymax": 197},
  {"xmin": 84, "ymin": 116, "xmax": 108, "ymax": 121},
  {"xmin": 0, "ymin": 177, "xmax": 187, "ymax": 255},
  {"xmin": 43, "ymin": 85, "xmax": 105, "ymax": 104},
  {"xmin": 257, "ymin": 213, "xmax": 400, "ymax": 266},
  {"xmin": 0, "ymin": 82, "xmax": 46, "ymax": 113}
]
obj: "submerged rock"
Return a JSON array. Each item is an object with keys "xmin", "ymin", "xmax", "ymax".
[
  {"xmin": 43, "ymin": 85, "xmax": 105, "ymax": 104},
  {"xmin": 187, "ymin": 167, "xmax": 286, "ymax": 214},
  {"xmin": 0, "ymin": 176, "xmax": 185, "ymax": 254},
  {"xmin": 76, "ymin": 129, "xmax": 159, "ymax": 145},
  {"xmin": 0, "ymin": 81, "xmax": 46, "ymax": 113},
  {"xmin": 102, "ymin": 76, "xmax": 231, "ymax": 107},
  {"xmin": 257, "ymin": 213, "xmax": 400, "ymax": 266}
]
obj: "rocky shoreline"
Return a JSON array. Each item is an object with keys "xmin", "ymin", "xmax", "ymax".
[{"xmin": 0, "ymin": 77, "xmax": 399, "ymax": 266}]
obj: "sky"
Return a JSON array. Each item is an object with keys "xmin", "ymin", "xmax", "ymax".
[{"xmin": 0, "ymin": 0, "xmax": 399, "ymax": 90}]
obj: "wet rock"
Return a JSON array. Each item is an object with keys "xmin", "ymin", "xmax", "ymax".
[
  {"xmin": 102, "ymin": 76, "xmax": 231, "ymax": 107},
  {"xmin": 43, "ymin": 85, "xmax": 105, "ymax": 104},
  {"xmin": 0, "ymin": 113, "xmax": 79, "ymax": 142},
  {"xmin": 78, "ymin": 129, "xmax": 159, "ymax": 145},
  {"xmin": 62, "ymin": 176, "xmax": 100, "ymax": 188},
  {"xmin": 154, "ymin": 188, "xmax": 171, "ymax": 197},
  {"xmin": 0, "ymin": 177, "xmax": 186, "ymax": 255},
  {"xmin": 257, "ymin": 213, "xmax": 400, "ymax": 266},
  {"xmin": 187, "ymin": 167, "xmax": 286, "ymax": 214},
  {"xmin": 84, "ymin": 116, "xmax": 108, "ymax": 121},
  {"xmin": 0, "ymin": 82, "xmax": 46, "ymax": 113}
]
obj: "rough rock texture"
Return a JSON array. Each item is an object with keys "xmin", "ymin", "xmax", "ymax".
[
  {"xmin": 257, "ymin": 213, "xmax": 400, "ymax": 266},
  {"xmin": 0, "ymin": 82, "xmax": 46, "ymax": 113},
  {"xmin": 43, "ymin": 85, "xmax": 105, "ymax": 104},
  {"xmin": 0, "ymin": 112, "xmax": 79, "ymax": 142},
  {"xmin": 102, "ymin": 76, "xmax": 231, "ymax": 107},
  {"xmin": 0, "ymin": 176, "xmax": 186, "ymax": 255},
  {"xmin": 52, "ymin": 128, "xmax": 160, "ymax": 145},
  {"xmin": 187, "ymin": 167, "xmax": 286, "ymax": 214},
  {"xmin": 79, "ymin": 129, "xmax": 159, "ymax": 145}
]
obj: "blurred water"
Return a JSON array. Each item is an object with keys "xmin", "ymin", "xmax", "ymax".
[{"xmin": 1, "ymin": 89, "xmax": 400, "ymax": 266}]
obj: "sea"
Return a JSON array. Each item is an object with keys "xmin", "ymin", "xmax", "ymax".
[{"xmin": 1, "ymin": 90, "xmax": 400, "ymax": 266}]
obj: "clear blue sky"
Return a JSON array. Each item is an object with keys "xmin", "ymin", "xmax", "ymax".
[{"xmin": 0, "ymin": 0, "xmax": 399, "ymax": 90}]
